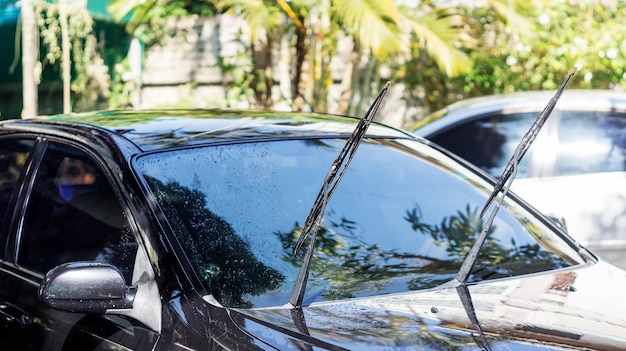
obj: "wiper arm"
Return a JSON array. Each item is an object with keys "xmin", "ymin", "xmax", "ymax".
[
  {"xmin": 289, "ymin": 82, "xmax": 390, "ymax": 308},
  {"xmin": 456, "ymin": 285, "xmax": 492, "ymax": 351},
  {"xmin": 456, "ymin": 68, "xmax": 577, "ymax": 285},
  {"xmin": 479, "ymin": 69, "xmax": 577, "ymax": 218}
]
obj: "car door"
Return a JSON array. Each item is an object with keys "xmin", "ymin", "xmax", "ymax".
[
  {"xmin": 0, "ymin": 137, "xmax": 160, "ymax": 351},
  {"xmin": 0, "ymin": 137, "xmax": 40, "ymax": 349}
]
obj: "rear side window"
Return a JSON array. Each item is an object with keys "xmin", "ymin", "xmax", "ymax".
[
  {"xmin": 17, "ymin": 142, "xmax": 137, "ymax": 281},
  {"xmin": 554, "ymin": 111, "xmax": 626, "ymax": 175},
  {"xmin": 428, "ymin": 113, "xmax": 537, "ymax": 177},
  {"xmin": 0, "ymin": 139, "xmax": 35, "ymax": 258},
  {"xmin": 429, "ymin": 110, "xmax": 626, "ymax": 178}
]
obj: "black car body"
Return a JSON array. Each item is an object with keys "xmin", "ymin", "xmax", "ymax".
[{"xmin": 0, "ymin": 109, "xmax": 625, "ymax": 350}]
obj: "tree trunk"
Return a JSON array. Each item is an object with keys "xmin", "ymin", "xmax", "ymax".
[
  {"xmin": 311, "ymin": 15, "xmax": 336, "ymax": 113},
  {"xmin": 357, "ymin": 55, "xmax": 378, "ymax": 116},
  {"xmin": 336, "ymin": 40, "xmax": 359, "ymax": 115},
  {"xmin": 59, "ymin": 0, "xmax": 71, "ymax": 113},
  {"xmin": 251, "ymin": 32, "xmax": 274, "ymax": 109},
  {"xmin": 291, "ymin": 19, "xmax": 307, "ymax": 111},
  {"xmin": 21, "ymin": 0, "xmax": 38, "ymax": 118}
]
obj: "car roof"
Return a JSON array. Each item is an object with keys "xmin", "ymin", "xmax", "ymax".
[
  {"xmin": 0, "ymin": 109, "xmax": 415, "ymax": 152},
  {"xmin": 411, "ymin": 89, "xmax": 626, "ymax": 136}
]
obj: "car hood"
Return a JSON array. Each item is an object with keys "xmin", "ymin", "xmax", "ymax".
[{"xmin": 226, "ymin": 261, "xmax": 626, "ymax": 350}]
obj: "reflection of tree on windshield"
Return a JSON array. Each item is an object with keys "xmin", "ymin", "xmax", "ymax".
[
  {"xmin": 146, "ymin": 177, "xmax": 284, "ymax": 308},
  {"xmin": 278, "ymin": 203, "xmax": 570, "ymax": 302},
  {"xmin": 405, "ymin": 204, "xmax": 496, "ymax": 262},
  {"xmin": 406, "ymin": 204, "xmax": 570, "ymax": 282},
  {"xmin": 278, "ymin": 214, "xmax": 454, "ymax": 301}
]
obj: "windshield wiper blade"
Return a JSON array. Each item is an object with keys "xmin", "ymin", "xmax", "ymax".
[
  {"xmin": 478, "ymin": 68, "xmax": 577, "ymax": 218},
  {"xmin": 456, "ymin": 285, "xmax": 492, "ymax": 351},
  {"xmin": 289, "ymin": 82, "xmax": 390, "ymax": 308},
  {"xmin": 456, "ymin": 68, "xmax": 577, "ymax": 285}
]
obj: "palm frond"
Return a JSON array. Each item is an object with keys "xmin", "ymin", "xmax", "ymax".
[
  {"xmin": 107, "ymin": 0, "xmax": 158, "ymax": 32},
  {"xmin": 487, "ymin": 0, "xmax": 536, "ymax": 38},
  {"xmin": 333, "ymin": 0, "xmax": 403, "ymax": 59},
  {"xmin": 217, "ymin": 0, "xmax": 282, "ymax": 39},
  {"xmin": 405, "ymin": 10, "xmax": 473, "ymax": 76}
]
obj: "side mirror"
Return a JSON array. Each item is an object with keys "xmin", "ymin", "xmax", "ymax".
[{"xmin": 38, "ymin": 262, "xmax": 137, "ymax": 314}]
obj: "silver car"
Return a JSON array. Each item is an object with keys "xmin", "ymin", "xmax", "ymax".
[{"xmin": 411, "ymin": 90, "xmax": 626, "ymax": 269}]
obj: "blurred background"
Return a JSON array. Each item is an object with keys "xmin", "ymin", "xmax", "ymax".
[{"xmin": 1, "ymin": 0, "xmax": 625, "ymax": 128}]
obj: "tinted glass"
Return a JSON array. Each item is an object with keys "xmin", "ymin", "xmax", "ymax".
[
  {"xmin": 0, "ymin": 139, "xmax": 35, "ymax": 232},
  {"xmin": 428, "ymin": 113, "xmax": 538, "ymax": 178},
  {"xmin": 554, "ymin": 111, "xmax": 626, "ymax": 175},
  {"xmin": 136, "ymin": 138, "xmax": 582, "ymax": 308},
  {"xmin": 17, "ymin": 142, "xmax": 137, "ymax": 280}
]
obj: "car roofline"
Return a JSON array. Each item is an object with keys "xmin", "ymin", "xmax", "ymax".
[
  {"xmin": 412, "ymin": 89, "xmax": 626, "ymax": 136},
  {"xmin": 0, "ymin": 109, "xmax": 418, "ymax": 152}
]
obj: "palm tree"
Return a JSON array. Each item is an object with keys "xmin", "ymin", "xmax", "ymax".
[
  {"xmin": 107, "ymin": 0, "xmax": 543, "ymax": 113},
  {"xmin": 215, "ymin": 0, "xmax": 302, "ymax": 109},
  {"xmin": 334, "ymin": 2, "xmax": 475, "ymax": 116},
  {"xmin": 108, "ymin": 0, "xmax": 473, "ymax": 112},
  {"xmin": 217, "ymin": 0, "xmax": 475, "ymax": 113}
]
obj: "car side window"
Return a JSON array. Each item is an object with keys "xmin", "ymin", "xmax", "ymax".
[
  {"xmin": 17, "ymin": 142, "xmax": 137, "ymax": 281},
  {"xmin": 554, "ymin": 111, "xmax": 626, "ymax": 175},
  {"xmin": 429, "ymin": 113, "xmax": 537, "ymax": 177},
  {"xmin": 0, "ymin": 138, "xmax": 35, "ymax": 257}
]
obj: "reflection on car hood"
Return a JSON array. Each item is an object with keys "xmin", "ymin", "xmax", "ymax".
[{"xmin": 229, "ymin": 261, "xmax": 626, "ymax": 350}]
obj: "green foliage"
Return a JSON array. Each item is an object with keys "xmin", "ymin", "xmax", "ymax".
[
  {"xmin": 108, "ymin": 58, "xmax": 134, "ymax": 108},
  {"xmin": 406, "ymin": 0, "xmax": 626, "ymax": 115},
  {"xmin": 216, "ymin": 30, "xmax": 257, "ymax": 108},
  {"xmin": 101, "ymin": 0, "xmax": 626, "ymax": 119},
  {"xmin": 35, "ymin": 0, "xmax": 110, "ymax": 111},
  {"xmin": 216, "ymin": 0, "xmax": 282, "ymax": 40},
  {"xmin": 212, "ymin": 0, "xmax": 471, "ymax": 113},
  {"xmin": 108, "ymin": 0, "xmax": 217, "ymax": 45}
]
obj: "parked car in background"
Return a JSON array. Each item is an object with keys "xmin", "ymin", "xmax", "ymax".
[
  {"xmin": 411, "ymin": 90, "xmax": 626, "ymax": 269},
  {"xmin": 2, "ymin": 109, "xmax": 626, "ymax": 350}
]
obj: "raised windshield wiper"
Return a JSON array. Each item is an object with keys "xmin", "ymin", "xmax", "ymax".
[
  {"xmin": 456, "ymin": 68, "xmax": 577, "ymax": 285},
  {"xmin": 289, "ymin": 82, "xmax": 390, "ymax": 308},
  {"xmin": 456, "ymin": 285, "xmax": 492, "ymax": 351}
]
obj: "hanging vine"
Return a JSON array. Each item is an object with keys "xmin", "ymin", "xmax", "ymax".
[{"xmin": 34, "ymin": 0, "xmax": 110, "ymax": 112}]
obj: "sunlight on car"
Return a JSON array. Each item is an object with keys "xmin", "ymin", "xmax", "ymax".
[
  {"xmin": 413, "ymin": 90, "xmax": 626, "ymax": 270},
  {"xmin": 1, "ymin": 102, "xmax": 626, "ymax": 350}
]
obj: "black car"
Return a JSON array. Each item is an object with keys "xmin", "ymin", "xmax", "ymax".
[{"xmin": 0, "ymin": 109, "xmax": 625, "ymax": 350}]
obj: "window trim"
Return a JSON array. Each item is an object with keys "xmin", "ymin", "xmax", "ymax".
[{"xmin": 0, "ymin": 136, "xmax": 45, "ymax": 266}]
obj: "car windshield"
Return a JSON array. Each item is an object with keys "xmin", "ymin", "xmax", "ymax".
[{"xmin": 134, "ymin": 137, "xmax": 584, "ymax": 308}]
